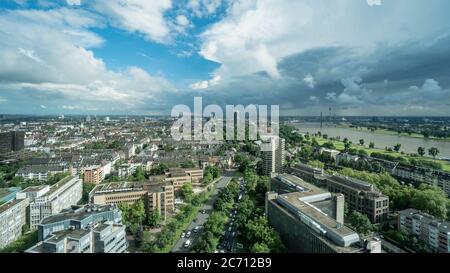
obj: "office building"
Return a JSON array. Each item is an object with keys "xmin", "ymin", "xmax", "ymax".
[
  {"xmin": 289, "ymin": 163, "xmax": 389, "ymax": 223},
  {"xmin": 26, "ymin": 204, "xmax": 127, "ymax": 253},
  {"xmin": 259, "ymin": 136, "xmax": 285, "ymax": 175},
  {"xmin": 398, "ymin": 208, "xmax": 450, "ymax": 253},
  {"xmin": 165, "ymin": 168, "xmax": 204, "ymax": 190},
  {"xmin": 266, "ymin": 188, "xmax": 362, "ymax": 253},
  {"xmin": 324, "ymin": 175, "xmax": 389, "ymax": 223},
  {"xmin": 0, "ymin": 131, "xmax": 25, "ymax": 154},
  {"xmin": 16, "ymin": 185, "xmax": 50, "ymax": 202},
  {"xmin": 27, "ymin": 176, "xmax": 82, "ymax": 229},
  {"xmin": 91, "ymin": 180, "xmax": 174, "ymax": 220},
  {"xmin": 0, "ymin": 198, "xmax": 29, "ymax": 249}
]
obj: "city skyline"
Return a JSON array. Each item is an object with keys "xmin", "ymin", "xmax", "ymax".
[{"xmin": 1, "ymin": 0, "xmax": 450, "ymax": 116}]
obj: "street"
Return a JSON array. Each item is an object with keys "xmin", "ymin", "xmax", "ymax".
[{"xmin": 171, "ymin": 171, "xmax": 234, "ymax": 253}]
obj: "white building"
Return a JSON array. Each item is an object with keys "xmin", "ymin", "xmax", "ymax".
[
  {"xmin": 28, "ymin": 176, "xmax": 82, "ymax": 229},
  {"xmin": 260, "ymin": 136, "xmax": 285, "ymax": 175},
  {"xmin": 0, "ymin": 198, "xmax": 29, "ymax": 249}
]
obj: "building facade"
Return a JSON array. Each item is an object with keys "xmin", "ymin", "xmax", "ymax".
[
  {"xmin": 260, "ymin": 136, "xmax": 285, "ymax": 176},
  {"xmin": 27, "ymin": 176, "xmax": 83, "ymax": 229},
  {"xmin": 289, "ymin": 163, "xmax": 389, "ymax": 223},
  {"xmin": 0, "ymin": 198, "xmax": 29, "ymax": 249},
  {"xmin": 26, "ymin": 204, "xmax": 127, "ymax": 253},
  {"xmin": 83, "ymin": 166, "xmax": 103, "ymax": 184},
  {"xmin": 398, "ymin": 208, "xmax": 450, "ymax": 253},
  {"xmin": 91, "ymin": 181, "xmax": 174, "ymax": 220}
]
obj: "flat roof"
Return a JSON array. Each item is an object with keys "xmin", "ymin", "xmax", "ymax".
[
  {"xmin": 40, "ymin": 204, "xmax": 118, "ymax": 225},
  {"xmin": 0, "ymin": 198, "xmax": 27, "ymax": 214},
  {"xmin": 275, "ymin": 173, "xmax": 325, "ymax": 196},
  {"xmin": 45, "ymin": 175, "xmax": 76, "ymax": 196},
  {"xmin": 21, "ymin": 185, "xmax": 48, "ymax": 193},
  {"xmin": 278, "ymin": 192, "xmax": 356, "ymax": 237}
]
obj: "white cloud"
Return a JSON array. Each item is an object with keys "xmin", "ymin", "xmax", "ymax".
[
  {"xmin": 366, "ymin": 0, "xmax": 382, "ymax": 6},
  {"xmin": 303, "ymin": 74, "xmax": 316, "ymax": 88},
  {"xmin": 40, "ymin": 105, "xmax": 47, "ymax": 109},
  {"xmin": 199, "ymin": 0, "xmax": 448, "ymax": 83},
  {"xmin": 92, "ymin": 0, "xmax": 172, "ymax": 44},
  {"xmin": 187, "ymin": 0, "xmax": 223, "ymax": 17},
  {"xmin": 0, "ymin": 8, "xmax": 175, "ymax": 110},
  {"xmin": 66, "ymin": 0, "xmax": 81, "ymax": 5},
  {"xmin": 189, "ymin": 75, "xmax": 221, "ymax": 90},
  {"xmin": 0, "ymin": 97, "xmax": 7, "ymax": 102}
]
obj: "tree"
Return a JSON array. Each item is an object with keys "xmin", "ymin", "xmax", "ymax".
[
  {"xmin": 348, "ymin": 211, "xmax": 374, "ymax": 235},
  {"xmin": 147, "ymin": 210, "xmax": 162, "ymax": 228},
  {"xmin": 179, "ymin": 183, "xmax": 194, "ymax": 201},
  {"xmin": 204, "ymin": 212, "xmax": 227, "ymax": 237},
  {"xmin": 193, "ymin": 231, "xmax": 217, "ymax": 253},
  {"xmin": 428, "ymin": 147, "xmax": 440, "ymax": 159},
  {"xmin": 344, "ymin": 142, "xmax": 351, "ymax": 152},
  {"xmin": 299, "ymin": 146, "xmax": 313, "ymax": 161},
  {"xmin": 394, "ymin": 144, "xmax": 402, "ymax": 153},
  {"xmin": 180, "ymin": 160, "xmax": 195, "ymax": 168},
  {"xmin": 369, "ymin": 142, "xmax": 375, "ymax": 149},
  {"xmin": 417, "ymin": 147, "xmax": 426, "ymax": 157},
  {"xmin": 82, "ymin": 183, "xmax": 95, "ymax": 204},
  {"xmin": 359, "ymin": 139, "xmax": 365, "ymax": 146},
  {"xmin": 251, "ymin": 242, "xmax": 270, "ymax": 253},
  {"xmin": 358, "ymin": 149, "xmax": 369, "ymax": 157}
]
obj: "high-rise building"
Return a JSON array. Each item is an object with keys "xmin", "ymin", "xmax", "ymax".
[
  {"xmin": 0, "ymin": 198, "xmax": 29, "ymax": 249},
  {"xmin": 83, "ymin": 166, "xmax": 103, "ymax": 184},
  {"xmin": 260, "ymin": 136, "xmax": 285, "ymax": 175},
  {"xmin": 25, "ymin": 176, "xmax": 83, "ymax": 229},
  {"xmin": 0, "ymin": 132, "xmax": 12, "ymax": 154},
  {"xmin": 0, "ymin": 131, "xmax": 25, "ymax": 153},
  {"xmin": 12, "ymin": 131, "xmax": 25, "ymax": 151},
  {"xmin": 26, "ymin": 204, "xmax": 127, "ymax": 253}
]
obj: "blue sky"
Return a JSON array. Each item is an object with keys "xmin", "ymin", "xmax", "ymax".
[{"xmin": 1, "ymin": 0, "xmax": 450, "ymax": 116}]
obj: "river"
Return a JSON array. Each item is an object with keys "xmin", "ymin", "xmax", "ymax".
[{"xmin": 292, "ymin": 122, "xmax": 450, "ymax": 159}]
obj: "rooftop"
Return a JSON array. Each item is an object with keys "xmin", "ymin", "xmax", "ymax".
[
  {"xmin": 40, "ymin": 204, "xmax": 119, "ymax": 225},
  {"xmin": 0, "ymin": 198, "xmax": 27, "ymax": 214},
  {"xmin": 45, "ymin": 175, "xmax": 77, "ymax": 196}
]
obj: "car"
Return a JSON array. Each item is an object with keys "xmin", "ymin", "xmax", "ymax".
[
  {"xmin": 228, "ymin": 226, "xmax": 232, "ymax": 232},
  {"xmin": 229, "ymin": 213, "xmax": 233, "ymax": 217},
  {"xmin": 201, "ymin": 209, "xmax": 206, "ymax": 214},
  {"xmin": 184, "ymin": 240, "xmax": 191, "ymax": 248},
  {"xmin": 181, "ymin": 232, "xmax": 186, "ymax": 238},
  {"xmin": 186, "ymin": 231, "xmax": 191, "ymax": 238},
  {"xmin": 232, "ymin": 232, "xmax": 236, "ymax": 237},
  {"xmin": 219, "ymin": 250, "xmax": 225, "ymax": 253},
  {"xmin": 193, "ymin": 226, "xmax": 200, "ymax": 233}
]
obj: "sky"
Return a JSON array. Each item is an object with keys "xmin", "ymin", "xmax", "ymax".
[{"xmin": 0, "ymin": 0, "xmax": 450, "ymax": 116}]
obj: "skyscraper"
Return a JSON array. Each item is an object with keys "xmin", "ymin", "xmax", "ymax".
[
  {"xmin": 0, "ymin": 131, "xmax": 25, "ymax": 154},
  {"xmin": 260, "ymin": 136, "xmax": 285, "ymax": 175}
]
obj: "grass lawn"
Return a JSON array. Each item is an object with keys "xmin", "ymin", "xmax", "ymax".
[
  {"xmin": 338, "ymin": 124, "xmax": 450, "ymax": 141},
  {"xmin": 315, "ymin": 137, "xmax": 450, "ymax": 172}
]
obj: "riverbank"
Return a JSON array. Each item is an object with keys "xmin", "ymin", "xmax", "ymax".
[
  {"xmin": 315, "ymin": 137, "xmax": 450, "ymax": 172},
  {"xmin": 337, "ymin": 124, "xmax": 450, "ymax": 142}
]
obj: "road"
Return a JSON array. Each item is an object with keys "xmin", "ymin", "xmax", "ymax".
[
  {"xmin": 381, "ymin": 238, "xmax": 408, "ymax": 253},
  {"xmin": 171, "ymin": 171, "xmax": 234, "ymax": 253}
]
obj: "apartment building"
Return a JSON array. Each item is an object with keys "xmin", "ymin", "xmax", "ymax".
[
  {"xmin": 259, "ymin": 136, "xmax": 285, "ymax": 176},
  {"xmin": 15, "ymin": 165, "xmax": 70, "ymax": 182},
  {"xmin": 26, "ymin": 204, "xmax": 127, "ymax": 253},
  {"xmin": 398, "ymin": 208, "xmax": 450, "ymax": 253},
  {"xmin": 25, "ymin": 176, "xmax": 83, "ymax": 229},
  {"xmin": 83, "ymin": 166, "xmax": 103, "ymax": 184},
  {"xmin": 0, "ymin": 198, "xmax": 29, "ymax": 249}
]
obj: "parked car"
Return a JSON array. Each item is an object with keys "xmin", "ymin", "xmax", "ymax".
[
  {"xmin": 201, "ymin": 209, "xmax": 206, "ymax": 214},
  {"xmin": 181, "ymin": 232, "xmax": 186, "ymax": 238},
  {"xmin": 193, "ymin": 226, "xmax": 200, "ymax": 233},
  {"xmin": 186, "ymin": 231, "xmax": 192, "ymax": 238}
]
